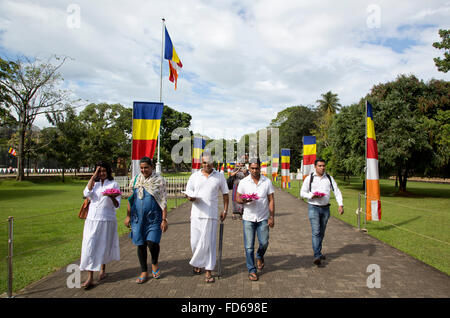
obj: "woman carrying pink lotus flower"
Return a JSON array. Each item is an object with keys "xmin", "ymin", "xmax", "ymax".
[{"xmin": 80, "ymin": 161, "xmax": 121, "ymax": 290}]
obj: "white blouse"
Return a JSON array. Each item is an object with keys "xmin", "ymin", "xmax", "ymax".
[{"xmin": 83, "ymin": 179, "xmax": 121, "ymax": 221}]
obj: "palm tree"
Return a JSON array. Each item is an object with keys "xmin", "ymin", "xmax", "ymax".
[{"xmin": 316, "ymin": 91, "xmax": 341, "ymax": 116}]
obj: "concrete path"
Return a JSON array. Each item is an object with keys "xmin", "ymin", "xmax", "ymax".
[{"xmin": 15, "ymin": 187, "xmax": 450, "ymax": 298}]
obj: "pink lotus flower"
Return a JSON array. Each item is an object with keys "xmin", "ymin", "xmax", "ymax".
[
  {"xmin": 102, "ymin": 188, "xmax": 121, "ymax": 196},
  {"xmin": 313, "ymin": 191, "xmax": 326, "ymax": 198},
  {"xmin": 241, "ymin": 193, "xmax": 260, "ymax": 201}
]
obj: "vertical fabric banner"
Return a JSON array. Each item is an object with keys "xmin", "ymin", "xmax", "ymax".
[
  {"xmin": 271, "ymin": 154, "xmax": 279, "ymax": 181},
  {"xmin": 261, "ymin": 160, "xmax": 268, "ymax": 176},
  {"xmin": 281, "ymin": 148, "xmax": 291, "ymax": 189},
  {"xmin": 366, "ymin": 101, "xmax": 381, "ymax": 221},
  {"xmin": 132, "ymin": 102, "xmax": 164, "ymax": 178},
  {"xmin": 192, "ymin": 136, "xmax": 206, "ymax": 173},
  {"xmin": 164, "ymin": 26, "xmax": 183, "ymax": 89},
  {"xmin": 302, "ymin": 136, "xmax": 316, "ymax": 180}
]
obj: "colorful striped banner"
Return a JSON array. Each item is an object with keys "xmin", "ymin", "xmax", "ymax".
[
  {"xmin": 261, "ymin": 160, "xmax": 268, "ymax": 176},
  {"xmin": 366, "ymin": 101, "xmax": 381, "ymax": 221},
  {"xmin": 8, "ymin": 147, "xmax": 17, "ymax": 157},
  {"xmin": 164, "ymin": 26, "xmax": 183, "ymax": 90},
  {"xmin": 271, "ymin": 154, "xmax": 279, "ymax": 181},
  {"xmin": 281, "ymin": 148, "xmax": 291, "ymax": 189},
  {"xmin": 192, "ymin": 136, "xmax": 206, "ymax": 173},
  {"xmin": 302, "ymin": 136, "xmax": 316, "ymax": 180},
  {"xmin": 131, "ymin": 102, "xmax": 163, "ymax": 177}
]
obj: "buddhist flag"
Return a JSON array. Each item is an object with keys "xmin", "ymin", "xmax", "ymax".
[
  {"xmin": 261, "ymin": 160, "xmax": 268, "ymax": 176},
  {"xmin": 281, "ymin": 148, "xmax": 291, "ymax": 189},
  {"xmin": 220, "ymin": 163, "xmax": 225, "ymax": 174},
  {"xmin": 366, "ymin": 101, "xmax": 381, "ymax": 221},
  {"xmin": 271, "ymin": 154, "xmax": 279, "ymax": 181},
  {"xmin": 302, "ymin": 136, "xmax": 316, "ymax": 180},
  {"xmin": 164, "ymin": 26, "xmax": 183, "ymax": 90},
  {"xmin": 131, "ymin": 102, "xmax": 163, "ymax": 177},
  {"xmin": 8, "ymin": 147, "xmax": 17, "ymax": 157},
  {"xmin": 192, "ymin": 136, "xmax": 206, "ymax": 173}
]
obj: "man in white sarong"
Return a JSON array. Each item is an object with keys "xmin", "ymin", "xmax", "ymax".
[{"xmin": 184, "ymin": 152, "xmax": 229, "ymax": 283}]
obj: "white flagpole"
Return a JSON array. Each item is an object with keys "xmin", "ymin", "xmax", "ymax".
[{"xmin": 156, "ymin": 18, "xmax": 165, "ymax": 174}]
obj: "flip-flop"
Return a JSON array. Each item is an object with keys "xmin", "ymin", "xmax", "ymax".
[
  {"xmin": 136, "ymin": 274, "xmax": 148, "ymax": 284},
  {"xmin": 152, "ymin": 268, "xmax": 161, "ymax": 279},
  {"xmin": 193, "ymin": 267, "xmax": 202, "ymax": 275},
  {"xmin": 257, "ymin": 258, "xmax": 265, "ymax": 270},
  {"xmin": 248, "ymin": 273, "xmax": 258, "ymax": 281}
]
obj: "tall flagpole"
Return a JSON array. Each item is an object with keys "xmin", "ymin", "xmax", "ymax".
[{"xmin": 156, "ymin": 18, "xmax": 165, "ymax": 174}]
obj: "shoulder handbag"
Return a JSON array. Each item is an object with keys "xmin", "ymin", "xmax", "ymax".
[{"xmin": 78, "ymin": 198, "xmax": 90, "ymax": 219}]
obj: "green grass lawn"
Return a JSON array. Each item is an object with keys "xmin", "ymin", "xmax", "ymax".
[
  {"xmin": 274, "ymin": 177, "xmax": 450, "ymax": 275},
  {"xmin": 0, "ymin": 176, "xmax": 187, "ymax": 295}
]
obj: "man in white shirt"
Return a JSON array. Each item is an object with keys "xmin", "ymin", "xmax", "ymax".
[
  {"xmin": 236, "ymin": 157, "xmax": 275, "ymax": 281},
  {"xmin": 184, "ymin": 152, "xmax": 229, "ymax": 283},
  {"xmin": 300, "ymin": 158, "xmax": 344, "ymax": 266}
]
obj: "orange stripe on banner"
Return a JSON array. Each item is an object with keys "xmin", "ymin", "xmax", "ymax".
[{"xmin": 366, "ymin": 179, "xmax": 381, "ymax": 220}]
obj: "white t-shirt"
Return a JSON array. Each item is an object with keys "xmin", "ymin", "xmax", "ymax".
[
  {"xmin": 83, "ymin": 179, "xmax": 121, "ymax": 221},
  {"xmin": 237, "ymin": 175, "xmax": 274, "ymax": 222},
  {"xmin": 185, "ymin": 169, "xmax": 229, "ymax": 220}
]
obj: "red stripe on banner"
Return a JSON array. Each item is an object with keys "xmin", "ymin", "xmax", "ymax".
[
  {"xmin": 192, "ymin": 163, "xmax": 201, "ymax": 170},
  {"xmin": 303, "ymin": 154, "xmax": 316, "ymax": 165},
  {"xmin": 367, "ymin": 138, "xmax": 378, "ymax": 159},
  {"xmin": 281, "ymin": 163, "xmax": 290, "ymax": 169},
  {"xmin": 378, "ymin": 200, "xmax": 382, "ymax": 220},
  {"xmin": 132, "ymin": 139, "xmax": 157, "ymax": 160}
]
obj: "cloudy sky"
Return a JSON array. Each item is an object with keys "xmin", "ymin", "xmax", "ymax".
[{"xmin": 0, "ymin": 0, "xmax": 449, "ymax": 140}]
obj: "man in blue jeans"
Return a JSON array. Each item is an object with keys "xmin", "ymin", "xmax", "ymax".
[
  {"xmin": 236, "ymin": 157, "xmax": 275, "ymax": 281},
  {"xmin": 300, "ymin": 158, "xmax": 344, "ymax": 266}
]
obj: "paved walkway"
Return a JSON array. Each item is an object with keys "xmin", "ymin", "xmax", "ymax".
[{"xmin": 15, "ymin": 187, "xmax": 450, "ymax": 298}]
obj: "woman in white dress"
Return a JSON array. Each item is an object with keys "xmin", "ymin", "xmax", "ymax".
[{"xmin": 80, "ymin": 161, "xmax": 121, "ymax": 289}]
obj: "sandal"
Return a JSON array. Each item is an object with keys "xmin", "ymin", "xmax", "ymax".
[
  {"xmin": 152, "ymin": 268, "xmax": 161, "ymax": 279},
  {"xmin": 248, "ymin": 273, "xmax": 258, "ymax": 281},
  {"xmin": 193, "ymin": 267, "xmax": 202, "ymax": 275},
  {"xmin": 205, "ymin": 276, "xmax": 215, "ymax": 283},
  {"xmin": 136, "ymin": 274, "xmax": 148, "ymax": 284}
]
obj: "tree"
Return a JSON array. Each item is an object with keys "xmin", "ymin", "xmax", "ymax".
[
  {"xmin": 78, "ymin": 103, "xmax": 132, "ymax": 170},
  {"xmin": 41, "ymin": 106, "xmax": 85, "ymax": 182},
  {"xmin": 270, "ymin": 106, "xmax": 318, "ymax": 170},
  {"xmin": 433, "ymin": 29, "xmax": 450, "ymax": 73},
  {"xmin": 316, "ymin": 91, "xmax": 341, "ymax": 116},
  {"xmin": 0, "ymin": 56, "xmax": 70, "ymax": 180}
]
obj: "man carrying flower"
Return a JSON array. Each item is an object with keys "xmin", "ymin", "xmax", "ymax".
[
  {"xmin": 300, "ymin": 158, "xmax": 344, "ymax": 266},
  {"xmin": 236, "ymin": 157, "xmax": 275, "ymax": 281}
]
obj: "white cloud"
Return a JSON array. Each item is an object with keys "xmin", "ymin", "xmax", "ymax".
[{"xmin": 0, "ymin": 0, "xmax": 449, "ymax": 140}]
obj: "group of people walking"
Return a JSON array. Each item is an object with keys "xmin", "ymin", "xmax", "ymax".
[{"xmin": 78, "ymin": 154, "xmax": 343, "ymax": 289}]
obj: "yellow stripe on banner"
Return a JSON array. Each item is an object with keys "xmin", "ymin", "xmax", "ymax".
[
  {"xmin": 192, "ymin": 148, "xmax": 204, "ymax": 159},
  {"xmin": 367, "ymin": 117, "xmax": 376, "ymax": 140},
  {"xmin": 133, "ymin": 119, "xmax": 161, "ymax": 140},
  {"xmin": 303, "ymin": 144, "xmax": 316, "ymax": 156},
  {"xmin": 281, "ymin": 156, "xmax": 290, "ymax": 163},
  {"xmin": 172, "ymin": 48, "xmax": 181, "ymax": 65}
]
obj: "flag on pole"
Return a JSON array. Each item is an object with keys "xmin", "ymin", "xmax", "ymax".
[
  {"xmin": 8, "ymin": 147, "xmax": 17, "ymax": 157},
  {"xmin": 281, "ymin": 148, "xmax": 291, "ymax": 189},
  {"xmin": 164, "ymin": 26, "xmax": 183, "ymax": 89},
  {"xmin": 220, "ymin": 163, "xmax": 225, "ymax": 174},
  {"xmin": 302, "ymin": 136, "xmax": 316, "ymax": 180},
  {"xmin": 131, "ymin": 102, "xmax": 164, "ymax": 177},
  {"xmin": 271, "ymin": 154, "xmax": 279, "ymax": 181},
  {"xmin": 192, "ymin": 136, "xmax": 206, "ymax": 173},
  {"xmin": 366, "ymin": 101, "xmax": 381, "ymax": 221}
]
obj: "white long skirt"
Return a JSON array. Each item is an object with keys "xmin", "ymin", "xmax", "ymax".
[
  {"xmin": 189, "ymin": 217, "xmax": 217, "ymax": 271},
  {"xmin": 79, "ymin": 219, "xmax": 120, "ymax": 271}
]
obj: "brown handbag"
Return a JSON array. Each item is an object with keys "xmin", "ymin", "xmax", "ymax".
[{"xmin": 78, "ymin": 198, "xmax": 90, "ymax": 219}]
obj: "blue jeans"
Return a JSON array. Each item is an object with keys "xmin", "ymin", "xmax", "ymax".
[
  {"xmin": 308, "ymin": 204, "xmax": 330, "ymax": 259},
  {"xmin": 243, "ymin": 220, "xmax": 269, "ymax": 274}
]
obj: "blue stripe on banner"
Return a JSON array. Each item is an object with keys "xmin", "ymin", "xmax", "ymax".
[
  {"xmin": 303, "ymin": 136, "xmax": 316, "ymax": 145},
  {"xmin": 367, "ymin": 101, "xmax": 374, "ymax": 119},
  {"xmin": 133, "ymin": 102, "xmax": 164, "ymax": 120},
  {"xmin": 281, "ymin": 148, "xmax": 290, "ymax": 156},
  {"xmin": 164, "ymin": 27, "xmax": 173, "ymax": 60},
  {"xmin": 193, "ymin": 137, "xmax": 205, "ymax": 149}
]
